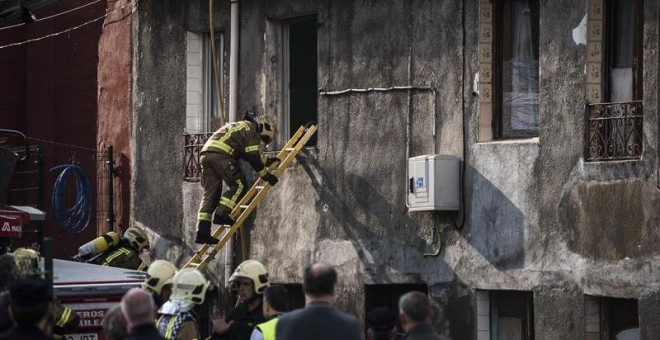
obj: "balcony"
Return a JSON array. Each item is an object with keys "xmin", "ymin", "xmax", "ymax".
[
  {"xmin": 184, "ymin": 132, "xmax": 213, "ymax": 182},
  {"xmin": 585, "ymin": 101, "xmax": 643, "ymax": 161}
]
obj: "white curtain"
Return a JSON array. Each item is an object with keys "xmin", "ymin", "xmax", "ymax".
[{"xmin": 503, "ymin": 0, "xmax": 539, "ymax": 134}]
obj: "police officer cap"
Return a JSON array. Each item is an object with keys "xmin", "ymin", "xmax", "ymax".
[
  {"xmin": 366, "ymin": 307, "xmax": 397, "ymax": 332},
  {"xmin": 9, "ymin": 277, "xmax": 52, "ymax": 307}
]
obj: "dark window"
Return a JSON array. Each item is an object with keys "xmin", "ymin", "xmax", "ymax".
[
  {"xmin": 285, "ymin": 16, "xmax": 317, "ymax": 146},
  {"xmin": 365, "ymin": 284, "xmax": 428, "ymax": 338},
  {"xmin": 604, "ymin": 0, "xmax": 643, "ymax": 102},
  {"xmin": 490, "ymin": 291, "xmax": 534, "ymax": 340},
  {"xmin": 586, "ymin": 296, "xmax": 639, "ymax": 340},
  {"xmin": 493, "ymin": 0, "xmax": 540, "ymax": 138}
]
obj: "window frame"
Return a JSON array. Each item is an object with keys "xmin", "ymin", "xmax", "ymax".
[
  {"xmin": 280, "ymin": 15, "xmax": 318, "ymax": 148},
  {"xmin": 491, "ymin": 0, "xmax": 540, "ymax": 139},
  {"xmin": 202, "ymin": 31, "xmax": 225, "ymax": 132},
  {"xmin": 601, "ymin": 0, "xmax": 644, "ymax": 103}
]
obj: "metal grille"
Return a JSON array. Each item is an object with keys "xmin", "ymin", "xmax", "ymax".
[
  {"xmin": 585, "ymin": 101, "xmax": 643, "ymax": 161},
  {"xmin": 184, "ymin": 133, "xmax": 213, "ymax": 182}
]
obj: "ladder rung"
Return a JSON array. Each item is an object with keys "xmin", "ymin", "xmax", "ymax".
[
  {"xmin": 284, "ymin": 147, "xmax": 295, "ymax": 151},
  {"xmin": 255, "ymin": 186, "xmax": 265, "ymax": 190},
  {"xmin": 188, "ymin": 262, "xmax": 202, "ymax": 268},
  {"xmin": 239, "ymin": 205, "xmax": 249, "ymax": 209}
]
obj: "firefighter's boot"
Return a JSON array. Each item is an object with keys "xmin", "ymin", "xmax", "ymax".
[
  {"xmin": 213, "ymin": 214, "xmax": 235, "ymax": 226},
  {"xmin": 194, "ymin": 221, "xmax": 219, "ymax": 245}
]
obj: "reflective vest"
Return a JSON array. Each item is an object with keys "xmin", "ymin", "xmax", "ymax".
[
  {"xmin": 255, "ymin": 316, "xmax": 279, "ymax": 340},
  {"xmin": 201, "ymin": 121, "xmax": 261, "ymax": 157}
]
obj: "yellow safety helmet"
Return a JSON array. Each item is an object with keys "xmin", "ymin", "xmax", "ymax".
[
  {"xmin": 171, "ymin": 268, "xmax": 210, "ymax": 304},
  {"xmin": 123, "ymin": 226, "xmax": 149, "ymax": 252},
  {"xmin": 229, "ymin": 259, "xmax": 269, "ymax": 294},
  {"xmin": 13, "ymin": 248, "xmax": 40, "ymax": 276},
  {"xmin": 258, "ymin": 116, "xmax": 276, "ymax": 144},
  {"xmin": 142, "ymin": 260, "xmax": 177, "ymax": 295}
]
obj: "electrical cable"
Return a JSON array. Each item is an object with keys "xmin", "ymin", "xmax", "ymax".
[
  {"xmin": 0, "ymin": 1, "xmax": 134, "ymax": 50},
  {"xmin": 0, "ymin": 0, "xmax": 104, "ymax": 31},
  {"xmin": 50, "ymin": 164, "xmax": 91, "ymax": 233}
]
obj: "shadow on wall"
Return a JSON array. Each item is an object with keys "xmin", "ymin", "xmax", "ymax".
[
  {"xmin": 298, "ymin": 149, "xmax": 449, "ymax": 281},
  {"xmin": 466, "ymin": 165, "xmax": 526, "ymax": 270}
]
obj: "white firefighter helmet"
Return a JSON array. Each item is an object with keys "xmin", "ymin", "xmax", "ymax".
[
  {"xmin": 229, "ymin": 259, "xmax": 269, "ymax": 294},
  {"xmin": 123, "ymin": 226, "xmax": 149, "ymax": 252},
  {"xmin": 171, "ymin": 268, "xmax": 210, "ymax": 304},
  {"xmin": 142, "ymin": 260, "xmax": 177, "ymax": 295}
]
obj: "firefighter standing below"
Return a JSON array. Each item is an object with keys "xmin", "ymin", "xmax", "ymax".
[
  {"xmin": 212, "ymin": 259, "xmax": 268, "ymax": 340},
  {"xmin": 195, "ymin": 113, "xmax": 279, "ymax": 245},
  {"xmin": 11, "ymin": 248, "xmax": 80, "ymax": 337},
  {"xmin": 142, "ymin": 260, "xmax": 177, "ymax": 309},
  {"xmin": 156, "ymin": 268, "xmax": 210, "ymax": 340},
  {"xmin": 93, "ymin": 226, "xmax": 150, "ymax": 271}
]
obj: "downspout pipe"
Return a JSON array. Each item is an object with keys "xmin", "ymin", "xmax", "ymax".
[
  {"xmin": 225, "ymin": 0, "xmax": 239, "ymax": 287},
  {"xmin": 228, "ymin": 0, "xmax": 239, "ymax": 123}
]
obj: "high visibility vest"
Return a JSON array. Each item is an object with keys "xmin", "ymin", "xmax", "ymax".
[{"xmin": 255, "ymin": 317, "xmax": 279, "ymax": 340}]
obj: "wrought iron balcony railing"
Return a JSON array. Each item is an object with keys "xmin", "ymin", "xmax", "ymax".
[
  {"xmin": 184, "ymin": 132, "xmax": 213, "ymax": 182},
  {"xmin": 585, "ymin": 101, "xmax": 643, "ymax": 161}
]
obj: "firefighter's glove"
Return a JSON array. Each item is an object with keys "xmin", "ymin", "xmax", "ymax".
[
  {"xmin": 261, "ymin": 173, "xmax": 278, "ymax": 186},
  {"xmin": 265, "ymin": 157, "xmax": 281, "ymax": 167}
]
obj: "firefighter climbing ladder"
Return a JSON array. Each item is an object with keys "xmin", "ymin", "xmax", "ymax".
[{"xmin": 183, "ymin": 123, "xmax": 317, "ymax": 271}]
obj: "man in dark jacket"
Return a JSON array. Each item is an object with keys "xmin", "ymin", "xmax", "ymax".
[
  {"xmin": 121, "ymin": 288, "xmax": 164, "ymax": 340},
  {"xmin": 195, "ymin": 113, "xmax": 279, "ymax": 244},
  {"xmin": 398, "ymin": 291, "xmax": 441, "ymax": 340},
  {"xmin": 275, "ymin": 262, "xmax": 362, "ymax": 340},
  {"xmin": 0, "ymin": 277, "xmax": 53, "ymax": 340}
]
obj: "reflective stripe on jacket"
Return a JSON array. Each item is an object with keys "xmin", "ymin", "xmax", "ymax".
[{"xmin": 255, "ymin": 316, "xmax": 279, "ymax": 340}]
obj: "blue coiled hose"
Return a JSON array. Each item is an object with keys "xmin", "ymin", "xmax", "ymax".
[{"xmin": 50, "ymin": 164, "xmax": 91, "ymax": 233}]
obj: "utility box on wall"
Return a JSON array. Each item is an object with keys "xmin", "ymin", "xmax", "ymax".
[{"xmin": 408, "ymin": 155, "xmax": 460, "ymax": 211}]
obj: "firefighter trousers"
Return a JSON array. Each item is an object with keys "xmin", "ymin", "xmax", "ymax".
[{"xmin": 197, "ymin": 152, "xmax": 246, "ymax": 227}]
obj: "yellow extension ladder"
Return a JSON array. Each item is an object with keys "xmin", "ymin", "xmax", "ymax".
[{"xmin": 183, "ymin": 123, "xmax": 317, "ymax": 271}]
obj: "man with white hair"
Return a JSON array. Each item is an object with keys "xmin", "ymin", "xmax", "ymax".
[{"xmin": 121, "ymin": 288, "xmax": 163, "ymax": 340}]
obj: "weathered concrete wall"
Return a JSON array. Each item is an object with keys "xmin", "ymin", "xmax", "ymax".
[
  {"xmin": 132, "ymin": 0, "xmax": 188, "ymax": 245},
  {"xmin": 132, "ymin": 0, "xmax": 660, "ymax": 338},
  {"xmin": 534, "ymin": 284, "xmax": 584, "ymax": 340}
]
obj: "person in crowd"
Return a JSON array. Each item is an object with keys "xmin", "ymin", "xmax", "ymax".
[
  {"xmin": 0, "ymin": 277, "xmax": 53, "ymax": 339},
  {"xmin": 12, "ymin": 247, "xmax": 80, "ymax": 337},
  {"xmin": 366, "ymin": 307, "xmax": 398, "ymax": 340},
  {"xmin": 212, "ymin": 259, "xmax": 269, "ymax": 340},
  {"xmin": 250, "ymin": 284, "xmax": 289, "ymax": 340},
  {"xmin": 102, "ymin": 305, "xmax": 128, "ymax": 340},
  {"xmin": 0, "ymin": 253, "xmax": 17, "ymax": 332},
  {"xmin": 157, "ymin": 268, "xmax": 210, "ymax": 339},
  {"xmin": 121, "ymin": 288, "xmax": 163, "ymax": 340},
  {"xmin": 142, "ymin": 260, "xmax": 177, "ymax": 308},
  {"xmin": 275, "ymin": 262, "xmax": 362, "ymax": 340},
  {"xmin": 398, "ymin": 291, "xmax": 441, "ymax": 340}
]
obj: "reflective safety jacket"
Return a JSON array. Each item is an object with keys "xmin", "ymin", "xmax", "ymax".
[
  {"xmin": 255, "ymin": 315, "xmax": 280, "ymax": 340},
  {"xmin": 93, "ymin": 241, "xmax": 147, "ymax": 271},
  {"xmin": 52, "ymin": 299, "xmax": 80, "ymax": 338},
  {"xmin": 157, "ymin": 312, "xmax": 199, "ymax": 340},
  {"xmin": 201, "ymin": 121, "xmax": 269, "ymax": 177}
]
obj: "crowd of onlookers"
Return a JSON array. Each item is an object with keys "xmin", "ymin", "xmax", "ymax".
[{"xmin": 0, "ymin": 245, "xmax": 442, "ymax": 340}]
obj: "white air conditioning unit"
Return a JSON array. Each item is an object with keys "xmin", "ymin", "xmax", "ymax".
[{"xmin": 408, "ymin": 155, "xmax": 460, "ymax": 211}]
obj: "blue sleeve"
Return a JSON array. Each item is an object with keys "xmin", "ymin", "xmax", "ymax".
[{"xmin": 250, "ymin": 328, "xmax": 264, "ymax": 340}]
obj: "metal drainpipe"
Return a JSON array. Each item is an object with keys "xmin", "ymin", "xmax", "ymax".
[
  {"xmin": 229, "ymin": 0, "xmax": 239, "ymax": 123},
  {"xmin": 225, "ymin": 0, "xmax": 240, "ymax": 286}
]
